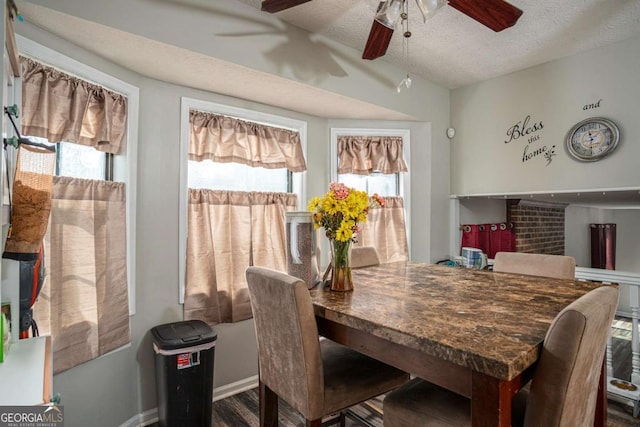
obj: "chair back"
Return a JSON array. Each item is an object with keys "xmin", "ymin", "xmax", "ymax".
[
  {"xmin": 246, "ymin": 266, "xmax": 324, "ymax": 418},
  {"xmin": 493, "ymin": 252, "xmax": 576, "ymax": 279},
  {"xmin": 351, "ymin": 246, "xmax": 381, "ymax": 269},
  {"xmin": 523, "ymin": 285, "xmax": 619, "ymax": 427}
]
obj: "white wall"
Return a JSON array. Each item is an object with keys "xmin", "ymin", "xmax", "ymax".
[
  {"xmin": 611, "ymin": 210, "xmax": 640, "ymax": 273},
  {"xmin": 451, "ymin": 35, "xmax": 640, "ymax": 196},
  {"xmin": 564, "ymin": 206, "xmax": 614, "ymax": 268},
  {"xmin": 451, "ymin": 34, "xmax": 640, "ymax": 303},
  {"xmin": 459, "ymin": 199, "xmax": 506, "ymax": 225},
  {"xmin": 564, "ymin": 206, "xmax": 639, "ymax": 315}
]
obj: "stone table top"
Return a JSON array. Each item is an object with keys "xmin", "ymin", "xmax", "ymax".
[{"xmin": 309, "ymin": 261, "xmax": 607, "ymax": 380}]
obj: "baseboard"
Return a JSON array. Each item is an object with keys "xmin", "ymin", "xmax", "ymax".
[
  {"xmin": 120, "ymin": 408, "xmax": 158, "ymax": 427},
  {"xmin": 213, "ymin": 374, "xmax": 259, "ymax": 402},
  {"xmin": 119, "ymin": 375, "xmax": 259, "ymax": 427}
]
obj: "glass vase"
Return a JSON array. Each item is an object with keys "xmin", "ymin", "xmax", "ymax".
[{"xmin": 329, "ymin": 239, "xmax": 353, "ymax": 292}]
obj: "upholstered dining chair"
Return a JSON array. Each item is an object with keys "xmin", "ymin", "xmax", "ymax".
[
  {"xmin": 383, "ymin": 285, "xmax": 619, "ymax": 427},
  {"xmin": 246, "ymin": 266, "xmax": 409, "ymax": 427},
  {"xmin": 351, "ymin": 246, "xmax": 381, "ymax": 269},
  {"xmin": 493, "ymin": 251, "xmax": 576, "ymax": 279}
]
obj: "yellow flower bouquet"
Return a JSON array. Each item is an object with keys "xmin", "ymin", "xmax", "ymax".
[{"xmin": 307, "ymin": 183, "xmax": 384, "ymax": 291}]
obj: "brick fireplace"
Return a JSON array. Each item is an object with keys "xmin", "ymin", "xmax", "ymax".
[{"xmin": 507, "ymin": 200, "xmax": 567, "ymax": 255}]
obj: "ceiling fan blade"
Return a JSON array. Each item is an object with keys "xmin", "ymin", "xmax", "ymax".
[
  {"xmin": 261, "ymin": 0, "xmax": 312, "ymax": 13},
  {"xmin": 362, "ymin": 20, "xmax": 394, "ymax": 60},
  {"xmin": 448, "ymin": 0, "xmax": 523, "ymax": 32}
]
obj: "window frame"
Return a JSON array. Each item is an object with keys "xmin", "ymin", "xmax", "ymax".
[
  {"xmin": 179, "ymin": 97, "xmax": 307, "ymax": 303},
  {"xmin": 330, "ymin": 127, "xmax": 411, "ymax": 257},
  {"xmin": 17, "ymin": 35, "xmax": 140, "ymax": 315}
]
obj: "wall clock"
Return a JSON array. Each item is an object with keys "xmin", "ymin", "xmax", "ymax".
[{"xmin": 565, "ymin": 117, "xmax": 620, "ymax": 162}]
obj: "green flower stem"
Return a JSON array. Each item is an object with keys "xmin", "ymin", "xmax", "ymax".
[
  {"xmin": 330, "ymin": 239, "xmax": 353, "ymax": 292},
  {"xmin": 332, "ymin": 240, "xmax": 351, "ymax": 268}
]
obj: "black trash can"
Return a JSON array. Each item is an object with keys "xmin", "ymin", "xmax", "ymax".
[{"xmin": 151, "ymin": 320, "xmax": 217, "ymax": 427}]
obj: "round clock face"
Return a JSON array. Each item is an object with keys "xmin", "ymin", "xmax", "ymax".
[{"xmin": 565, "ymin": 117, "xmax": 620, "ymax": 162}]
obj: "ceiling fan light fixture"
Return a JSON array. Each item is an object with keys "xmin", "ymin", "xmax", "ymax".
[
  {"xmin": 374, "ymin": 0, "xmax": 404, "ymax": 29},
  {"xmin": 396, "ymin": 74, "xmax": 412, "ymax": 93},
  {"xmin": 414, "ymin": 0, "xmax": 447, "ymax": 23}
]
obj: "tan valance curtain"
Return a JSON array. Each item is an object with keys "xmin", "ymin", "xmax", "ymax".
[
  {"xmin": 189, "ymin": 110, "xmax": 306, "ymax": 172},
  {"xmin": 337, "ymin": 136, "xmax": 408, "ymax": 175},
  {"xmin": 184, "ymin": 190, "xmax": 297, "ymax": 324},
  {"xmin": 20, "ymin": 56, "xmax": 127, "ymax": 154},
  {"xmin": 34, "ymin": 176, "xmax": 130, "ymax": 374},
  {"xmin": 356, "ymin": 196, "xmax": 409, "ymax": 263}
]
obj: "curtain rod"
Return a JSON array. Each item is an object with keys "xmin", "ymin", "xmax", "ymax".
[{"xmin": 3, "ymin": 105, "xmax": 56, "ymax": 152}]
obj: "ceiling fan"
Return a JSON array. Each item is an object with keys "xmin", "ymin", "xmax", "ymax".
[{"xmin": 261, "ymin": 0, "xmax": 523, "ymax": 60}]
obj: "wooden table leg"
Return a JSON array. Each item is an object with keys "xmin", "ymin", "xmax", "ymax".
[
  {"xmin": 594, "ymin": 358, "xmax": 607, "ymax": 427},
  {"xmin": 471, "ymin": 371, "xmax": 512, "ymax": 427},
  {"xmin": 259, "ymin": 380, "xmax": 278, "ymax": 427}
]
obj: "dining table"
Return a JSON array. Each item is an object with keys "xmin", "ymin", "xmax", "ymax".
[{"xmin": 308, "ymin": 261, "xmax": 609, "ymax": 427}]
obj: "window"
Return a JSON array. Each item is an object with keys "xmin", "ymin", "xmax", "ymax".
[
  {"xmin": 338, "ymin": 172, "xmax": 398, "ymax": 197},
  {"xmin": 330, "ymin": 128, "xmax": 410, "ymax": 212},
  {"xmin": 18, "ymin": 35, "xmax": 138, "ymax": 315},
  {"xmin": 330, "ymin": 128, "xmax": 411, "ymax": 261},
  {"xmin": 179, "ymin": 98, "xmax": 307, "ymax": 304},
  {"xmin": 188, "ymin": 160, "xmax": 290, "ymax": 192},
  {"xmin": 28, "ymin": 137, "xmax": 111, "ymax": 180},
  {"xmin": 17, "ymin": 37, "xmax": 139, "ymax": 373},
  {"xmin": 331, "ymin": 130, "xmax": 409, "ymax": 197}
]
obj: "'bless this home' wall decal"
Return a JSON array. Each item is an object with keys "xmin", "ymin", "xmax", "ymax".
[{"xmin": 504, "ymin": 115, "xmax": 555, "ymax": 166}]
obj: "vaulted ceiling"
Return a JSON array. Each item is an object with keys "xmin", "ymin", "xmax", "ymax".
[{"xmin": 237, "ymin": 0, "xmax": 640, "ymax": 89}]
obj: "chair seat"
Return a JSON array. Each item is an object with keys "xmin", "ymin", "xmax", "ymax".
[
  {"xmin": 321, "ymin": 339, "xmax": 409, "ymax": 415},
  {"xmin": 383, "ymin": 378, "xmax": 528, "ymax": 427}
]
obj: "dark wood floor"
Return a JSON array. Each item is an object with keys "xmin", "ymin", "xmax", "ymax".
[
  {"xmin": 152, "ymin": 318, "xmax": 640, "ymax": 426},
  {"xmin": 206, "ymin": 387, "xmax": 638, "ymax": 427},
  {"xmin": 148, "ymin": 380, "xmax": 639, "ymax": 426},
  {"xmin": 211, "ymin": 388, "xmax": 383, "ymax": 427}
]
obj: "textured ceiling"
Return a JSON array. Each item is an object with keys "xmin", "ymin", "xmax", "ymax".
[{"xmin": 237, "ymin": 0, "xmax": 640, "ymax": 89}]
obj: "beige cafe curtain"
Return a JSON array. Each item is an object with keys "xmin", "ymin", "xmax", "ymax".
[
  {"xmin": 356, "ymin": 196, "xmax": 409, "ymax": 263},
  {"xmin": 189, "ymin": 110, "xmax": 307, "ymax": 172},
  {"xmin": 34, "ymin": 176, "xmax": 130, "ymax": 374},
  {"xmin": 184, "ymin": 190, "xmax": 297, "ymax": 324},
  {"xmin": 20, "ymin": 56, "xmax": 127, "ymax": 154},
  {"xmin": 337, "ymin": 135, "xmax": 408, "ymax": 175}
]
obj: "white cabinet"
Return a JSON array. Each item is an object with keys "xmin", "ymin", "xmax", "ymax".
[{"xmin": 0, "ymin": 336, "xmax": 51, "ymax": 405}]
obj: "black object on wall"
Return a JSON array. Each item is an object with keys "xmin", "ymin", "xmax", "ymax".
[{"xmin": 590, "ymin": 224, "xmax": 616, "ymax": 270}]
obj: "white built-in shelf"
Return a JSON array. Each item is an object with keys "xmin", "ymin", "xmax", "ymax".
[{"xmin": 0, "ymin": 335, "xmax": 52, "ymax": 405}]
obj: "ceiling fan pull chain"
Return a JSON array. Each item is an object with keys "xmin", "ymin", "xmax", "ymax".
[{"xmin": 397, "ymin": 1, "xmax": 412, "ymax": 93}]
